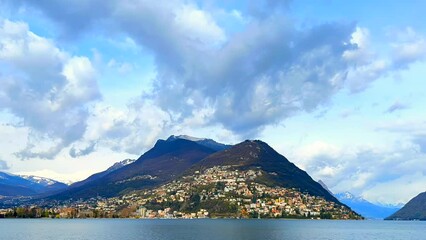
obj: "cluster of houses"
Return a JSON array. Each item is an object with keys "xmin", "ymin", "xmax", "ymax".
[{"xmin": 124, "ymin": 166, "xmax": 359, "ymax": 219}]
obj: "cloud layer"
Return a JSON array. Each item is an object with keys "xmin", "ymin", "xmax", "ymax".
[{"xmin": 1, "ymin": 0, "xmax": 425, "ymax": 158}]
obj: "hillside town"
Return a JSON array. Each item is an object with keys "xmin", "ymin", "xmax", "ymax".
[{"xmin": 1, "ymin": 166, "xmax": 361, "ymax": 219}]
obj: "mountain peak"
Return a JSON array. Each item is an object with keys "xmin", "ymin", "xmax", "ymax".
[
  {"xmin": 19, "ymin": 175, "xmax": 61, "ymax": 186},
  {"xmin": 106, "ymin": 159, "xmax": 136, "ymax": 172},
  {"xmin": 190, "ymin": 139, "xmax": 339, "ymax": 203},
  {"xmin": 167, "ymin": 135, "xmax": 207, "ymax": 142},
  {"xmin": 335, "ymin": 191, "xmax": 364, "ymax": 201},
  {"xmin": 165, "ymin": 134, "xmax": 231, "ymax": 152}
]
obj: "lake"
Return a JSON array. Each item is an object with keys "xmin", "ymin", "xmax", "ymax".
[{"xmin": 0, "ymin": 219, "xmax": 424, "ymax": 240}]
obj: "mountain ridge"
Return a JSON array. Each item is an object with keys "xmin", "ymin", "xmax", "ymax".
[
  {"xmin": 386, "ymin": 191, "xmax": 426, "ymax": 220},
  {"xmin": 69, "ymin": 159, "xmax": 136, "ymax": 189},
  {"xmin": 0, "ymin": 172, "xmax": 67, "ymax": 197}
]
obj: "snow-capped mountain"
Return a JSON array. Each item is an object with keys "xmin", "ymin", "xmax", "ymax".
[
  {"xmin": 0, "ymin": 172, "xmax": 67, "ymax": 196},
  {"xmin": 168, "ymin": 135, "xmax": 207, "ymax": 142},
  {"xmin": 335, "ymin": 191, "xmax": 364, "ymax": 201},
  {"xmin": 106, "ymin": 159, "xmax": 136, "ymax": 172},
  {"xmin": 335, "ymin": 191, "xmax": 401, "ymax": 219},
  {"xmin": 20, "ymin": 175, "xmax": 60, "ymax": 186},
  {"xmin": 316, "ymin": 180, "xmax": 401, "ymax": 219}
]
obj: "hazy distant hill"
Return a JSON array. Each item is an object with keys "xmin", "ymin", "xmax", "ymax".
[
  {"xmin": 0, "ymin": 172, "xmax": 67, "ymax": 196},
  {"xmin": 386, "ymin": 192, "xmax": 426, "ymax": 220},
  {"xmin": 335, "ymin": 192, "xmax": 400, "ymax": 219}
]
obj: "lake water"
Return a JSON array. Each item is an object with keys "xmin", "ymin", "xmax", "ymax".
[{"xmin": 0, "ymin": 219, "xmax": 424, "ymax": 240}]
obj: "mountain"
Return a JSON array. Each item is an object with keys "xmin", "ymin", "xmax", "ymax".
[
  {"xmin": 49, "ymin": 139, "xmax": 216, "ymax": 199},
  {"xmin": 131, "ymin": 140, "xmax": 360, "ymax": 219},
  {"xmin": 0, "ymin": 172, "xmax": 67, "ymax": 196},
  {"xmin": 43, "ymin": 136, "xmax": 362, "ymax": 218},
  {"xmin": 167, "ymin": 135, "xmax": 231, "ymax": 151},
  {"xmin": 386, "ymin": 192, "xmax": 426, "ymax": 220},
  {"xmin": 188, "ymin": 140, "xmax": 339, "ymax": 203},
  {"xmin": 335, "ymin": 191, "xmax": 400, "ymax": 219},
  {"xmin": 7, "ymin": 137, "xmax": 364, "ymax": 219},
  {"xmin": 69, "ymin": 159, "xmax": 135, "ymax": 189}
]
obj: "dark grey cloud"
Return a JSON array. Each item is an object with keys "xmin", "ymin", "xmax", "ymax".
[
  {"xmin": 112, "ymin": 3, "xmax": 356, "ymax": 135},
  {"xmin": 148, "ymin": 19, "xmax": 355, "ymax": 135},
  {"xmin": 69, "ymin": 142, "xmax": 97, "ymax": 158}
]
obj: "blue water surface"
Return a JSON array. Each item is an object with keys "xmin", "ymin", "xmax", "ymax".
[{"xmin": 0, "ymin": 219, "xmax": 424, "ymax": 240}]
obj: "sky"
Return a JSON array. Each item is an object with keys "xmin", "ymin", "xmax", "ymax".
[{"xmin": 0, "ymin": 0, "xmax": 425, "ymax": 205}]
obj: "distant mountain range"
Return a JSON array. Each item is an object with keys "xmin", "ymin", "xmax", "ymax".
[
  {"xmin": 317, "ymin": 180, "xmax": 401, "ymax": 219},
  {"xmin": 0, "ymin": 172, "xmax": 67, "ymax": 196},
  {"xmin": 386, "ymin": 192, "xmax": 426, "ymax": 220},
  {"xmin": 334, "ymin": 191, "xmax": 400, "ymax": 219}
]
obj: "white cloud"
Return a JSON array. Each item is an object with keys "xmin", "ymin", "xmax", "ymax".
[
  {"xmin": 174, "ymin": 4, "xmax": 226, "ymax": 47},
  {"xmin": 293, "ymin": 140, "xmax": 426, "ymax": 205},
  {"xmin": 0, "ymin": 20, "xmax": 100, "ymax": 159},
  {"xmin": 343, "ymin": 27, "xmax": 373, "ymax": 64},
  {"xmin": 344, "ymin": 26, "xmax": 426, "ymax": 93},
  {"xmin": 376, "ymin": 119, "xmax": 426, "ymax": 135},
  {"xmin": 83, "ymin": 101, "xmax": 171, "ymax": 155},
  {"xmin": 362, "ymin": 172, "xmax": 426, "ymax": 205},
  {"xmin": 391, "ymin": 27, "xmax": 426, "ymax": 68}
]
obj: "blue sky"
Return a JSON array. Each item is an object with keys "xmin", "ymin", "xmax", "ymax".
[{"xmin": 0, "ymin": 0, "xmax": 425, "ymax": 205}]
